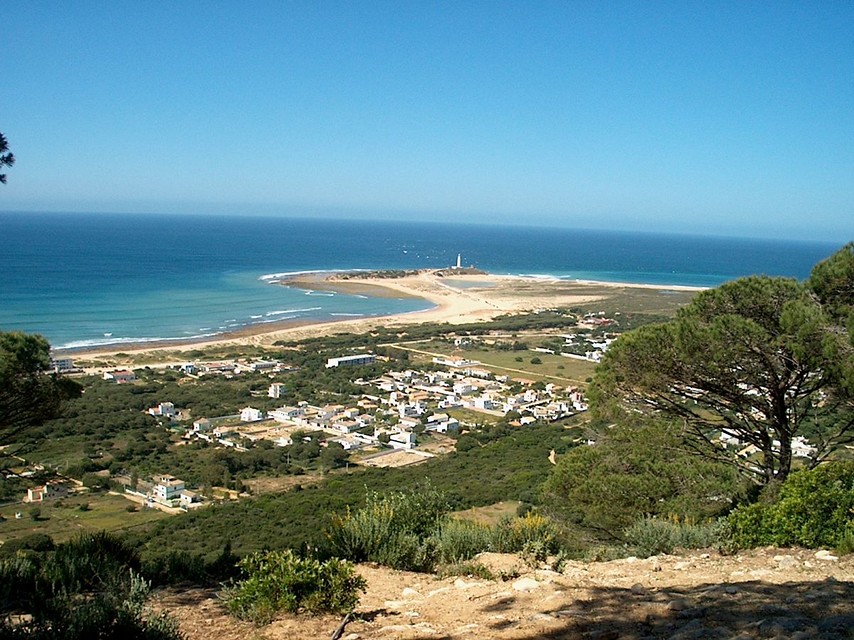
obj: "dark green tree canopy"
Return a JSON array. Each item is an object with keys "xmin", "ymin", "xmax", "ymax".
[
  {"xmin": 0, "ymin": 132, "xmax": 14, "ymax": 184},
  {"xmin": 541, "ymin": 419, "xmax": 742, "ymax": 539},
  {"xmin": 591, "ymin": 258, "xmax": 854, "ymax": 485},
  {"xmin": 0, "ymin": 331, "xmax": 81, "ymax": 443},
  {"xmin": 809, "ymin": 241, "xmax": 854, "ymax": 331}
]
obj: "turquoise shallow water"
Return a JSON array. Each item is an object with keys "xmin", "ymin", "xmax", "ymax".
[{"xmin": 0, "ymin": 212, "xmax": 842, "ymax": 349}]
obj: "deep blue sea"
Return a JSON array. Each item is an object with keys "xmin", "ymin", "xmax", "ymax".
[{"xmin": 0, "ymin": 212, "xmax": 843, "ymax": 350}]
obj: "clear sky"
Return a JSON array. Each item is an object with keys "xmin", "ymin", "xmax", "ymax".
[{"xmin": 3, "ymin": 1, "xmax": 853, "ymax": 241}]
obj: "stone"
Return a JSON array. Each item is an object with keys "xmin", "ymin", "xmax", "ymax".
[
  {"xmin": 774, "ymin": 554, "xmax": 800, "ymax": 570},
  {"xmin": 401, "ymin": 587, "xmax": 421, "ymax": 598},
  {"xmin": 454, "ymin": 578, "xmax": 482, "ymax": 590},
  {"xmin": 815, "ymin": 549, "xmax": 839, "ymax": 562},
  {"xmin": 512, "ymin": 577, "xmax": 540, "ymax": 592},
  {"xmin": 631, "ymin": 582, "xmax": 648, "ymax": 595}
]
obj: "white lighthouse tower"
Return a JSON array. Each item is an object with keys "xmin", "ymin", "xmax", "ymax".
[{"xmin": 455, "ymin": 253, "xmax": 462, "ymax": 269}]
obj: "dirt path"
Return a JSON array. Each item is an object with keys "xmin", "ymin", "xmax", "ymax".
[{"xmin": 153, "ymin": 548, "xmax": 854, "ymax": 639}]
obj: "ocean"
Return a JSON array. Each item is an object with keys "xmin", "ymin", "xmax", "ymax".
[{"xmin": 0, "ymin": 211, "xmax": 843, "ymax": 350}]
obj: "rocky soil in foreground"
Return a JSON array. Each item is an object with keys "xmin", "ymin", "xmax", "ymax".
[{"xmin": 154, "ymin": 548, "xmax": 854, "ymax": 640}]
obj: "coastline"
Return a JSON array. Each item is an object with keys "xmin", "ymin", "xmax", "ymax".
[{"xmin": 59, "ymin": 271, "xmax": 706, "ymax": 361}]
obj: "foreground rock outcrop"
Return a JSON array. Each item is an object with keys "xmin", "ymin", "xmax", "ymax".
[{"xmin": 154, "ymin": 548, "xmax": 854, "ymax": 639}]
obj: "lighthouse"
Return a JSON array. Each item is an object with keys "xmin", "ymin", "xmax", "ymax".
[{"xmin": 455, "ymin": 253, "xmax": 462, "ymax": 269}]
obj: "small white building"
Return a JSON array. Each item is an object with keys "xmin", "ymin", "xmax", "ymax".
[
  {"xmin": 268, "ymin": 383, "xmax": 286, "ymax": 399},
  {"xmin": 270, "ymin": 406, "xmax": 305, "ymax": 422},
  {"xmin": 388, "ymin": 431, "xmax": 416, "ymax": 450},
  {"xmin": 148, "ymin": 402, "xmax": 176, "ymax": 417},
  {"xmin": 240, "ymin": 406, "xmax": 265, "ymax": 422},
  {"xmin": 192, "ymin": 418, "xmax": 212, "ymax": 433},
  {"xmin": 326, "ymin": 354, "xmax": 376, "ymax": 368},
  {"xmin": 50, "ymin": 358, "xmax": 76, "ymax": 373},
  {"xmin": 179, "ymin": 490, "xmax": 202, "ymax": 509},
  {"xmin": 250, "ymin": 360, "xmax": 280, "ymax": 372}
]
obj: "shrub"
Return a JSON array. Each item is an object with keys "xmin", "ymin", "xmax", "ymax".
[
  {"xmin": 433, "ymin": 518, "xmax": 494, "ymax": 565},
  {"xmin": 624, "ymin": 517, "xmax": 678, "ymax": 557},
  {"xmin": 624, "ymin": 516, "xmax": 724, "ymax": 558},
  {"xmin": 727, "ymin": 462, "xmax": 854, "ymax": 549},
  {"xmin": 222, "ymin": 550, "xmax": 366, "ymax": 624},
  {"xmin": 493, "ymin": 512, "xmax": 559, "ymax": 556},
  {"xmin": 0, "ymin": 533, "xmax": 181, "ymax": 640},
  {"xmin": 435, "ymin": 561, "xmax": 494, "ymax": 580},
  {"xmin": 325, "ymin": 484, "xmax": 448, "ymax": 571},
  {"xmin": 0, "ymin": 533, "xmax": 55, "ymax": 558}
]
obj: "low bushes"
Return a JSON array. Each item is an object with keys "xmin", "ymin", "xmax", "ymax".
[
  {"xmin": 325, "ymin": 484, "xmax": 448, "ymax": 572},
  {"xmin": 726, "ymin": 462, "xmax": 854, "ymax": 550},
  {"xmin": 221, "ymin": 550, "xmax": 366, "ymax": 624},
  {"xmin": 623, "ymin": 516, "xmax": 723, "ymax": 558},
  {"xmin": 324, "ymin": 486, "xmax": 560, "ymax": 572},
  {"xmin": 0, "ymin": 532, "xmax": 182, "ymax": 640}
]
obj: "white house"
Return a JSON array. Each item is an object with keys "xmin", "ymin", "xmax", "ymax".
[
  {"xmin": 148, "ymin": 402, "xmax": 176, "ymax": 417},
  {"xmin": 179, "ymin": 490, "xmax": 202, "ymax": 509},
  {"xmin": 192, "ymin": 418, "xmax": 212, "ymax": 433},
  {"xmin": 270, "ymin": 406, "xmax": 305, "ymax": 422},
  {"xmin": 151, "ymin": 475, "xmax": 185, "ymax": 506},
  {"xmin": 268, "ymin": 383, "xmax": 286, "ymax": 399},
  {"xmin": 240, "ymin": 406, "xmax": 264, "ymax": 422},
  {"xmin": 388, "ymin": 431, "xmax": 416, "ymax": 450}
]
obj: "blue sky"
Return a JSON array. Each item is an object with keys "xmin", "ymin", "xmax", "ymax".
[{"xmin": 3, "ymin": 1, "xmax": 852, "ymax": 241}]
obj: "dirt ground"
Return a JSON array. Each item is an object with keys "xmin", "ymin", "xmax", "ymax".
[{"xmin": 152, "ymin": 548, "xmax": 854, "ymax": 640}]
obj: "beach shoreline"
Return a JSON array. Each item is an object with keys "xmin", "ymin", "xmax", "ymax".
[{"xmin": 58, "ymin": 270, "xmax": 705, "ymax": 360}]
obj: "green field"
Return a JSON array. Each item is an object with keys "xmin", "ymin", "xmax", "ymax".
[
  {"xmin": 468, "ymin": 350, "xmax": 597, "ymax": 384},
  {"xmin": 0, "ymin": 492, "xmax": 169, "ymax": 544}
]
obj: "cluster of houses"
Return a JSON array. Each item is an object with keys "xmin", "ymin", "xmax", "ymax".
[{"xmin": 170, "ymin": 358, "xmax": 589, "ymax": 456}]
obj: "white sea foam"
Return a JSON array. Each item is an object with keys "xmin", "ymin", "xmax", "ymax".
[
  {"xmin": 258, "ymin": 268, "xmax": 372, "ymax": 282},
  {"xmin": 329, "ymin": 313, "xmax": 365, "ymax": 317},
  {"xmin": 58, "ymin": 332, "xmax": 222, "ymax": 350},
  {"xmin": 304, "ymin": 290, "xmax": 334, "ymax": 296},
  {"xmin": 264, "ymin": 307, "xmax": 322, "ymax": 317}
]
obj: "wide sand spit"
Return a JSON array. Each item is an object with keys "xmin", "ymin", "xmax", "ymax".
[{"xmin": 63, "ymin": 270, "xmax": 705, "ymax": 359}]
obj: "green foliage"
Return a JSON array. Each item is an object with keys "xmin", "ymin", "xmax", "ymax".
[
  {"xmin": 135, "ymin": 422, "xmax": 574, "ymax": 559},
  {"xmin": 542, "ymin": 419, "xmax": 741, "ymax": 540},
  {"xmin": 623, "ymin": 516, "xmax": 724, "ymax": 558},
  {"xmin": 726, "ymin": 462, "xmax": 854, "ymax": 549},
  {"xmin": 0, "ymin": 532, "xmax": 181, "ymax": 640},
  {"xmin": 0, "ymin": 534, "xmax": 55, "ymax": 558},
  {"xmin": 591, "ymin": 269, "xmax": 854, "ymax": 484},
  {"xmin": 492, "ymin": 512, "xmax": 559, "ymax": 556},
  {"xmin": 0, "ymin": 331, "xmax": 81, "ymax": 444},
  {"xmin": 325, "ymin": 483, "xmax": 449, "ymax": 571},
  {"xmin": 809, "ymin": 242, "xmax": 854, "ymax": 327},
  {"xmin": 435, "ymin": 561, "xmax": 494, "ymax": 580},
  {"xmin": 222, "ymin": 550, "xmax": 366, "ymax": 624},
  {"xmin": 0, "ymin": 131, "xmax": 14, "ymax": 184},
  {"xmin": 432, "ymin": 518, "xmax": 494, "ymax": 565}
]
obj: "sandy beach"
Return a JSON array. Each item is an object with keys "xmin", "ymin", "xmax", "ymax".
[{"xmin": 63, "ymin": 271, "xmax": 704, "ymax": 360}]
